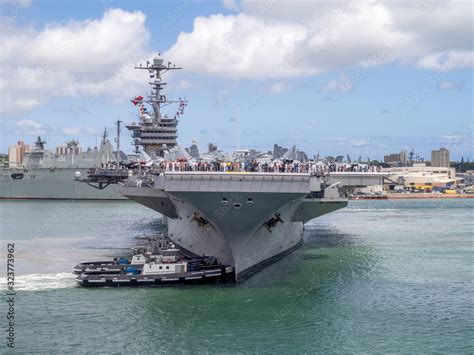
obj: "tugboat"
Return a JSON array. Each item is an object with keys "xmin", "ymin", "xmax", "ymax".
[
  {"xmin": 74, "ymin": 237, "xmax": 234, "ymax": 287},
  {"xmin": 73, "ymin": 236, "xmax": 171, "ymax": 275}
]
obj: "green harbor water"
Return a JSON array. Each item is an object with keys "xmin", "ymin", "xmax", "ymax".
[{"xmin": 0, "ymin": 199, "xmax": 473, "ymax": 353}]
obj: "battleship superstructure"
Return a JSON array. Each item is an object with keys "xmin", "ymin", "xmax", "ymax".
[
  {"xmin": 0, "ymin": 133, "xmax": 126, "ymax": 199},
  {"xmin": 119, "ymin": 55, "xmax": 348, "ymax": 281}
]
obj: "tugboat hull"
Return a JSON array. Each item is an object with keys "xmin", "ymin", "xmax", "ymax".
[{"xmin": 76, "ymin": 266, "xmax": 234, "ymax": 287}]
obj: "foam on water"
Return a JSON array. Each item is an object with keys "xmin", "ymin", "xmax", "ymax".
[
  {"xmin": 345, "ymin": 207, "xmax": 400, "ymax": 212},
  {"xmin": 0, "ymin": 272, "xmax": 76, "ymax": 292}
]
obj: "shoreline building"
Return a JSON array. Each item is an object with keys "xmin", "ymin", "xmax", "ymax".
[
  {"xmin": 273, "ymin": 144, "xmax": 288, "ymax": 160},
  {"xmin": 8, "ymin": 140, "xmax": 30, "ymax": 167},
  {"xmin": 431, "ymin": 148, "xmax": 450, "ymax": 167},
  {"xmin": 56, "ymin": 140, "xmax": 83, "ymax": 155},
  {"xmin": 384, "ymin": 151, "xmax": 407, "ymax": 166},
  {"xmin": 384, "ymin": 163, "xmax": 458, "ymax": 190},
  {"xmin": 186, "ymin": 138, "xmax": 200, "ymax": 159}
]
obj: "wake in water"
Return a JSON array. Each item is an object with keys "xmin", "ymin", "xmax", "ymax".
[{"xmin": 0, "ymin": 272, "xmax": 76, "ymax": 292}]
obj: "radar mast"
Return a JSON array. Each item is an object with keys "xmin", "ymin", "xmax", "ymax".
[{"xmin": 126, "ymin": 54, "xmax": 187, "ymax": 158}]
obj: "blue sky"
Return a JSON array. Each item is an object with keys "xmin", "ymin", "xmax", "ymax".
[{"xmin": 0, "ymin": 0, "xmax": 472, "ymax": 160}]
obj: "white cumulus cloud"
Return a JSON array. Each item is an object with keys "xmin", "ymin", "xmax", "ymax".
[
  {"xmin": 222, "ymin": 0, "xmax": 239, "ymax": 11},
  {"xmin": 417, "ymin": 51, "xmax": 474, "ymax": 71},
  {"xmin": 166, "ymin": 13, "xmax": 307, "ymax": 79},
  {"xmin": 323, "ymin": 74, "xmax": 354, "ymax": 93},
  {"xmin": 2, "ymin": 2, "xmax": 472, "ymax": 116},
  {"xmin": 1, "ymin": 8, "xmax": 152, "ymax": 115},
  {"xmin": 14, "ymin": 119, "xmax": 96, "ymax": 137},
  {"xmin": 165, "ymin": 0, "xmax": 473, "ymax": 80},
  {"xmin": 15, "ymin": 119, "xmax": 45, "ymax": 135}
]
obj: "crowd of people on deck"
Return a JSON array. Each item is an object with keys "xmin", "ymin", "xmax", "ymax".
[{"xmin": 137, "ymin": 159, "xmax": 382, "ymax": 175}]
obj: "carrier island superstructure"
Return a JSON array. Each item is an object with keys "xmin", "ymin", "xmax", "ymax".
[{"xmin": 119, "ymin": 55, "xmax": 348, "ymax": 281}]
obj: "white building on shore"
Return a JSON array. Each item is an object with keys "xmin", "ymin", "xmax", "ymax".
[
  {"xmin": 383, "ymin": 163, "xmax": 458, "ymax": 189},
  {"xmin": 8, "ymin": 140, "xmax": 30, "ymax": 167}
]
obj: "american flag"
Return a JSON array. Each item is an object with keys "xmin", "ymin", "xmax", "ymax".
[{"xmin": 131, "ymin": 96, "xmax": 144, "ymax": 105}]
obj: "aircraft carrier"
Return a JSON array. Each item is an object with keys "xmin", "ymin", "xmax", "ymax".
[
  {"xmin": 0, "ymin": 133, "xmax": 126, "ymax": 199},
  {"xmin": 118, "ymin": 55, "xmax": 348, "ymax": 281}
]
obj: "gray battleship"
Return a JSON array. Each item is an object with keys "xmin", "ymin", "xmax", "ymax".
[
  {"xmin": 0, "ymin": 133, "xmax": 126, "ymax": 199},
  {"xmin": 117, "ymin": 55, "xmax": 348, "ymax": 281}
]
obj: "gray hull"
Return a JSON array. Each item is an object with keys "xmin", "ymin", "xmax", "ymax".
[
  {"xmin": 121, "ymin": 172, "xmax": 347, "ymax": 281},
  {"xmin": 0, "ymin": 168, "xmax": 125, "ymax": 199}
]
